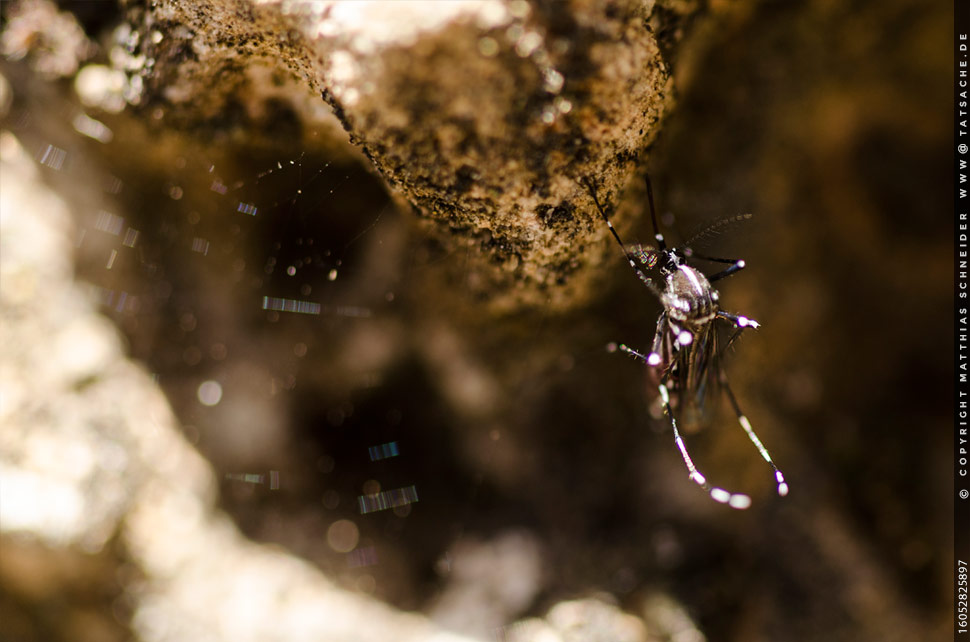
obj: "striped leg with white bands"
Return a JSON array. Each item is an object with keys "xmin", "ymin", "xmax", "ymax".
[
  {"xmin": 659, "ymin": 383, "xmax": 753, "ymax": 510},
  {"xmin": 721, "ymin": 376, "xmax": 789, "ymax": 497}
]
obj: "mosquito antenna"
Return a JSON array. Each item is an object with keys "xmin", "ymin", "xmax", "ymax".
[
  {"xmin": 643, "ymin": 174, "xmax": 667, "ymax": 251},
  {"xmin": 582, "ymin": 176, "xmax": 629, "ymax": 255},
  {"xmin": 684, "ymin": 212, "xmax": 753, "ymax": 250}
]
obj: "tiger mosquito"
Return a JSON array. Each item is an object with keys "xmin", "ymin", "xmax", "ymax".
[{"xmin": 583, "ymin": 175, "xmax": 788, "ymax": 509}]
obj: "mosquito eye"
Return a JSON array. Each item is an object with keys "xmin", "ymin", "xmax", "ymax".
[{"xmin": 634, "ymin": 248, "xmax": 658, "ymax": 269}]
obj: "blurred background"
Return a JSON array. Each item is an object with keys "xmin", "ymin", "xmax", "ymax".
[{"xmin": 0, "ymin": 1, "xmax": 953, "ymax": 641}]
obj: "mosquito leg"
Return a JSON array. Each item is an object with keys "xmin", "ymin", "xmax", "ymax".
[
  {"xmin": 716, "ymin": 311, "xmax": 759, "ymax": 356},
  {"xmin": 685, "ymin": 250, "xmax": 739, "ymax": 265},
  {"xmin": 717, "ymin": 311, "xmax": 759, "ymax": 327},
  {"xmin": 684, "ymin": 245, "xmax": 746, "ymax": 282},
  {"xmin": 717, "ymin": 366, "xmax": 789, "ymax": 497},
  {"xmin": 619, "ymin": 313, "xmax": 668, "ymax": 367},
  {"xmin": 719, "ymin": 326, "xmax": 746, "ymax": 359},
  {"xmin": 643, "ymin": 174, "xmax": 668, "ymax": 251},
  {"xmin": 632, "ymin": 268, "xmax": 664, "ymax": 298},
  {"xmin": 707, "ymin": 259, "xmax": 746, "ymax": 282},
  {"xmin": 580, "ymin": 177, "xmax": 664, "ymax": 299},
  {"xmin": 618, "ymin": 344, "xmax": 650, "ymax": 363},
  {"xmin": 657, "ymin": 376, "xmax": 753, "ymax": 510},
  {"xmin": 645, "ymin": 312, "xmax": 669, "ymax": 366}
]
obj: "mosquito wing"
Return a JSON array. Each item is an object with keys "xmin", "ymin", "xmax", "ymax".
[{"xmin": 670, "ymin": 322, "xmax": 722, "ymax": 430}]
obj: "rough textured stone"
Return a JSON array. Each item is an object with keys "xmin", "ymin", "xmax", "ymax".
[
  {"xmin": 117, "ymin": 0, "xmax": 675, "ymax": 311},
  {"xmin": 0, "ymin": 0, "xmax": 952, "ymax": 641}
]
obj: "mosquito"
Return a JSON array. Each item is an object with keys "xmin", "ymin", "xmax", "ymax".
[{"xmin": 582, "ymin": 175, "xmax": 788, "ymax": 509}]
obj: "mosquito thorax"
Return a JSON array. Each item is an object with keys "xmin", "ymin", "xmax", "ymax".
[{"xmin": 663, "ymin": 264, "xmax": 719, "ymax": 327}]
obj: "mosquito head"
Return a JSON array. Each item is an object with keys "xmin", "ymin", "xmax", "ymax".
[{"xmin": 657, "ymin": 247, "xmax": 685, "ymax": 275}]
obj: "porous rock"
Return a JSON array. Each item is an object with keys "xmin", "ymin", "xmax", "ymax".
[{"xmin": 119, "ymin": 0, "xmax": 676, "ymax": 311}]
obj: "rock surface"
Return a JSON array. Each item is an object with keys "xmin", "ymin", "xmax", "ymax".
[
  {"xmin": 117, "ymin": 0, "xmax": 675, "ymax": 311},
  {"xmin": 0, "ymin": 0, "xmax": 952, "ymax": 641}
]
